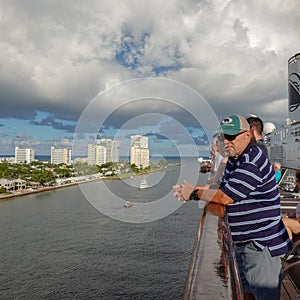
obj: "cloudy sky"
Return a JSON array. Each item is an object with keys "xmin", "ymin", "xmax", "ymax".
[{"xmin": 0, "ymin": 0, "xmax": 300, "ymax": 157}]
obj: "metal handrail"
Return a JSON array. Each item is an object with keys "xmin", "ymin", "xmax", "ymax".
[{"xmin": 183, "ymin": 203, "xmax": 243, "ymax": 300}]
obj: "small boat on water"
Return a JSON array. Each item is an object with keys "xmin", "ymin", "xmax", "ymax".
[
  {"xmin": 124, "ymin": 201, "xmax": 133, "ymax": 208},
  {"xmin": 139, "ymin": 178, "xmax": 149, "ymax": 189}
]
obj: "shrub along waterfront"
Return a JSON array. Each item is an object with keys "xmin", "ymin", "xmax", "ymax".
[{"xmin": 0, "ymin": 159, "xmax": 167, "ymax": 195}]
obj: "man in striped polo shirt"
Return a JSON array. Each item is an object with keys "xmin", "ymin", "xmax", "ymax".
[{"xmin": 173, "ymin": 114, "xmax": 291, "ymax": 300}]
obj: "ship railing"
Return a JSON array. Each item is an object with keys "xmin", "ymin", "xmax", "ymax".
[
  {"xmin": 183, "ymin": 202, "xmax": 243, "ymax": 300},
  {"xmin": 278, "ymin": 166, "xmax": 299, "ymax": 214}
]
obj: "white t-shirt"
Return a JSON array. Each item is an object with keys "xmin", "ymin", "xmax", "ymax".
[{"xmin": 213, "ymin": 152, "xmax": 224, "ymax": 172}]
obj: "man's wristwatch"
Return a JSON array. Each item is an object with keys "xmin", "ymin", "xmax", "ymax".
[{"xmin": 189, "ymin": 189, "xmax": 200, "ymax": 201}]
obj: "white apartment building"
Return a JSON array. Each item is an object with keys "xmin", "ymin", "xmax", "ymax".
[
  {"xmin": 130, "ymin": 135, "xmax": 150, "ymax": 169},
  {"xmin": 88, "ymin": 144, "xmax": 106, "ymax": 165},
  {"xmin": 50, "ymin": 147, "xmax": 72, "ymax": 165},
  {"xmin": 88, "ymin": 139, "xmax": 120, "ymax": 165},
  {"xmin": 15, "ymin": 147, "xmax": 35, "ymax": 164}
]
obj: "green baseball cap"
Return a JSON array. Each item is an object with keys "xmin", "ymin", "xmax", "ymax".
[{"xmin": 219, "ymin": 114, "xmax": 250, "ymax": 135}]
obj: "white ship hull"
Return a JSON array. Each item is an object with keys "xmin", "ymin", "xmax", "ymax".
[{"xmin": 265, "ymin": 121, "xmax": 300, "ymax": 169}]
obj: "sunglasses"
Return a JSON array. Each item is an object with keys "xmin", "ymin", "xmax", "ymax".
[{"xmin": 218, "ymin": 131, "xmax": 246, "ymax": 142}]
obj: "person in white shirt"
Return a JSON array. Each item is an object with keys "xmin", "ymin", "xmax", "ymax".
[{"xmin": 207, "ymin": 135, "xmax": 227, "ymax": 186}]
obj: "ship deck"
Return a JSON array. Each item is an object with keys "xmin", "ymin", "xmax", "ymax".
[{"xmin": 184, "ymin": 199, "xmax": 300, "ymax": 300}]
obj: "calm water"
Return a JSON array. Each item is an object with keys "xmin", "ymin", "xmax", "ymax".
[{"xmin": 0, "ymin": 158, "xmax": 207, "ymax": 299}]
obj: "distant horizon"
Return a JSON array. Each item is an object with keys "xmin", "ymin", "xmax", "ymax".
[{"xmin": 0, "ymin": 154, "xmax": 209, "ymax": 160}]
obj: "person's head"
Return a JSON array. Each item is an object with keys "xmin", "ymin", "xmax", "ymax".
[
  {"xmin": 218, "ymin": 114, "xmax": 251, "ymax": 158},
  {"xmin": 210, "ymin": 135, "xmax": 219, "ymax": 156},
  {"xmin": 273, "ymin": 162, "xmax": 281, "ymax": 171},
  {"xmin": 246, "ymin": 116, "xmax": 264, "ymax": 140},
  {"xmin": 211, "ymin": 141, "xmax": 218, "ymax": 155},
  {"xmin": 212, "ymin": 133, "xmax": 227, "ymax": 157}
]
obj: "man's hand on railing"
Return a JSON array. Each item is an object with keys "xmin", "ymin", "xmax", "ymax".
[{"xmin": 173, "ymin": 180, "xmax": 196, "ymax": 202}]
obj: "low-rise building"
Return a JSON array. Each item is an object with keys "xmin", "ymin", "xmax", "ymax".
[
  {"xmin": 0, "ymin": 178, "xmax": 26, "ymax": 191},
  {"xmin": 0, "ymin": 178, "xmax": 14, "ymax": 191}
]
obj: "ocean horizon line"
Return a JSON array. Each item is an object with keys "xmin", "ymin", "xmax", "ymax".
[{"xmin": 0, "ymin": 155, "xmax": 209, "ymax": 161}]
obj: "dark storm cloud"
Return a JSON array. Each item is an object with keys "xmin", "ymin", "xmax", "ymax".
[
  {"xmin": 30, "ymin": 114, "xmax": 76, "ymax": 133},
  {"xmin": 0, "ymin": 0, "xmax": 299, "ymax": 144}
]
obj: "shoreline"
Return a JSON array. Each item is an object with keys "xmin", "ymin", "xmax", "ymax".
[
  {"xmin": 0, "ymin": 166, "xmax": 169, "ymax": 201},
  {"xmin": 0, "ymin": 181, "xmax": 80, "ymax": 201}
]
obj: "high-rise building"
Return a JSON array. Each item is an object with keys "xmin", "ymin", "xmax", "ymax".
[
  {"xmin": 88, "ymin": 144, "xmax": 106, "ymax": 165},
  {"xmin": 88, "ymin": 139, "xmax": 120, "ymax": 165},
  {"xmin": 50, "ymin": 147, "xmax": 72, "ymax": 165},
  {"xmin": 95, "ymin": 139, "xmax": 120, "ymax": 163},
  {"xmin": 15, "ymin": 147, "xmax": 35, "ymax": 164},
  {"xmin": 130, "ymin": 135, "xmax": 149, "ymax": 169}
]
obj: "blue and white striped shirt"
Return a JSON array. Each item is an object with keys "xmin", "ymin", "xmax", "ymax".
[{"xmin": 220, "ymin": 141, "xmax": 291, "ymax": 256}]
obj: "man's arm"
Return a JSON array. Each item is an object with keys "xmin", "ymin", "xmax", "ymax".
[
  {"xmin": 173, "ymin": 180, "xmax": 233, "ymax": 205},
  {"xmin": 195, "ymin": 187, "xmax": 234, "ymax": 205}
]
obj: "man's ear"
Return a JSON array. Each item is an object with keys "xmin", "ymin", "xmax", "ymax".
[{"xmin": 246, "ymin": 131, "xmax": 252, "ymax": 139}]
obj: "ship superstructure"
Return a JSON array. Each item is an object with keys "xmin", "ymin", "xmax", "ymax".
[{"xmin": 265, "ymin": 52, "xmax": 300, "ymax": 168}]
